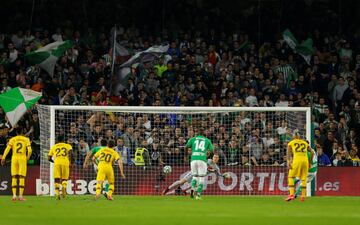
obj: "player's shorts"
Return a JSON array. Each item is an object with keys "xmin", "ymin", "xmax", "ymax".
[
  {"xmin": 96, "ymin": 165, "xmax": 114, "ymax": 183},
  {"xmin": 11, "ymin": 158, "xmax": 27, "ymax": 176},
  {"xmin": 289, "ymin": 160, "xmax": 309, "ymax": 181},
  {"xmin": 190, "ymin": 160, "xmax": 207, "ymax": 177},
  {"xmin": 54, "ymin": 164, "xmax": 70, "ymax": 180}
]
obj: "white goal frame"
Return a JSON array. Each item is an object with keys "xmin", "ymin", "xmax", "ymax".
[{"xmin": 42, "ymin": 106, "xmax": 312, "ymax": 196}]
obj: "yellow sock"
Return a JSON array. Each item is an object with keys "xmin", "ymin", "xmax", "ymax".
[
  {"xmin": 288, "ymin": 177, "xmax": 295, "ymax": 196},
  {"xmin": 96, "ymin": 183, "xmax": 102, "ymax": 195},
  {"xmin": 300, "ymin": 179, "xmax": 307, "ymax": 197},
  {"xmin": 12, "ymin": 177, "xmax": 17, "ymax": 197},
  {"xmin": 55, "ymin": 183, "xmax": 61, "ymax": 196},
  {"xmin": 19, "ymin": 177, "xmax": 25, "ymax": 196},
  {"xmin": 62, "ymin": 181, "xmax": 67, "ymax": 197},
  {"xmin": 108, "ymin": 184, "xmax": 114, "ymax": 197},
  {"xmin": 301, "ymin": 185, "xmax": 307, "ymax": 197}
]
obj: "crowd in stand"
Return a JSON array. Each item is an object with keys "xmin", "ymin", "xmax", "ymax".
[{"xmin": 0, "ymin": 1, "xmax": 360, "ymax": 167}]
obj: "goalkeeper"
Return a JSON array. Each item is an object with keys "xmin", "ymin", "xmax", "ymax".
[
  {"xmin": 294, "ymin": 143, "xmax": 317, "ymax": 198},
  {"xmin": 83, "ymin": 138, "xmax": 110, "ymax": 195},
  {"xmin": 162, "ymin": 154, "xmax": 229, "ymax": 195}
]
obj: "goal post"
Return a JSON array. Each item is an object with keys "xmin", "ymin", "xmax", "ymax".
[{"xmin": 37, "ymin": 105, "xmax": 312, "ymax": 196}]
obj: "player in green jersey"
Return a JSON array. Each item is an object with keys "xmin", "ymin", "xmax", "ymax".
[{"xmin": 186, "ymin": 128, "xmax": 214, "ymax": 200}]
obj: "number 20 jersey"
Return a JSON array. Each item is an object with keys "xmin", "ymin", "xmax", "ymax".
[
  {"xmin": 48, "ymin": 143, "xmax": 72, "ymax": 166},
  {"xmin": 94, "ymin": 147, "xmax": 120, "ymax": 167}
]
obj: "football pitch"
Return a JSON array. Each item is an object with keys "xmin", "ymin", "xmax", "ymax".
[{"xmin": 1, "ymin": 196, "xmax": 359, "ymax": 225}]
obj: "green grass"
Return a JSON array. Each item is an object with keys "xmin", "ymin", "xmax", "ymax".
[{"xmin": 1, "ymin": 196, "xmax": 360, "ymax": 225}]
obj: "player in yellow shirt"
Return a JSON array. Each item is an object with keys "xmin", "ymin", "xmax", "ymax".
[
  {"xmin": 93, "ymin": 139, "xmax": 125, "ymax": 200},
  {"xmin": 48, "ymin": 136, "xmax": 72, "ymax": 200},
  {"xmin": 1, "ymin": 128, "xmax": 32, "ymax": 201},
  {"xmin": 285, "ymin": 130, "xmax": 314, "ymax": 202}
]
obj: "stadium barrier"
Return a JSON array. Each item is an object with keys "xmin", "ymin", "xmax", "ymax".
[
  {"xmin": 0, "ymin": 166, "xmax": 39, "ymax": 195},
  {"xmin": 1, "ymin": 166, "xmax": 359, "ymax": 196},
  {"xmin": 316, "ymin": 167, "xmax": 360, "ymax": 196}
]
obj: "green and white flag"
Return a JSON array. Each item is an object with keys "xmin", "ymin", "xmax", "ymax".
[
  {"xmin": 273, "ymin": 64, "xmax": 298, "ymax": 87},
  {"xmin": 0, "ymin": 87, "xmax": 42, "ymax": 127},
  {"xmin": 283, "ymin": 29, "xmax": 314, "ymax": 65},
  {"xmin": 25, "ymin": 40, "xmax": 73, "ymax": 76}
]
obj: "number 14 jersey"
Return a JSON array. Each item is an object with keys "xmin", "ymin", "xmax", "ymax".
[{"xmin": 186, "ymin": 135, "xmax": 213, "ymax": 162}]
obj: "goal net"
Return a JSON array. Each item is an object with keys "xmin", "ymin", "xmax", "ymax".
[{"xmin": 37, "ymin": 105, "xmax": 311, "ymax": 196}]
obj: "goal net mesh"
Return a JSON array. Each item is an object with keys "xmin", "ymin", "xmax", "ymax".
[{"xmin": 38, "ymin": 105, "xmax": 308, "ymax": 195}]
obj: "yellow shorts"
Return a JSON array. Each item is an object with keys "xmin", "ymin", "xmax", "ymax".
[
  {"xmin": 11, "ymin": 158, "xmax": 27, "ymax": 176},
  {"xmin": 54, "ymin": 164, "xmax": 70, "ymax": 180},
  {"xmin": 289, "ymin": 160, "xmax": 309, "ymax": 181},
  {"xmin": 96, "ymin": 165, "xmax": 114, "ymax": 183}
]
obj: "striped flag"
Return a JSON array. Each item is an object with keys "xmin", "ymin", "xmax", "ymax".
[
  {"xmin": 109, "ymin": 42, "xmax": 131, "ymax": 65},
  {"xmin": 0, "ymin": 87, "xmax": 42, "ymax": 127},
  {"xmin": 25, "ymin": 40, "xmax": 73, "ymax": 76},
  {"xmin": 120, "ymin": 44, "xmax": 169, "ymax": 68},
  {"xmin": 283, "ymin": 29, "xmax": 314, "ymax": 65},
  {"xmin": 273, "ymin": 64, "xmax": 298, "ymax": 87}
]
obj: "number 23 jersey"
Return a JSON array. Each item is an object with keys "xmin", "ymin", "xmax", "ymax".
[
  {"xmin": 288, "ymin": 139, "xmax": 309, "ymax": 162},
  {"xmin": 94, "ymin": 147, "xmax": 120, "ymax": 167},
  {"xmin": 48, "ymin": 143, "xmax": 72, "ymax": 166}
]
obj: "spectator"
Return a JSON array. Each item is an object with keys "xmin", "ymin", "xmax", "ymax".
[
  {"xmin": 245, "ymin": 88, "xmax": 258, "ymax": 106},
  {"xmin": 317, "ymin": 145, "xmax": 331, "ymax": 166},
  {"xmin": 349, "ymin": 148, "xmax": 360, "ymax": 166},
  {"xmin": 337, "ymin": 151, "xmax": 353, "ymax": 167},
  {"xmin": 332, "ymin": 152, "xmax": 342, "ymax": 166},
  {"xmin": 333, "ymin": 77, "xmax": 349, "ymax": 114},
  {"xmin": 77, "ymin": 139, "xmax": 90, "ymax": 165},
  {"xmin": 323, "ymin": 131, "xmax": 338, "ymax": 158},
  {"xmin": 259, "ymin": 153, "xmax": 274, "ymax": 166},
  {"xmin": 115, "ymin": 137, "xmax": 132, "ymax": 165},
  {"xmin": 226, "ymin": 140, "xmax": 240, "ymax": 166}
]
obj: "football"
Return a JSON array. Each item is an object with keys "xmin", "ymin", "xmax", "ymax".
[{"xmin": 163, "ymin": 165, "xmax": 172, "ymax": 174}]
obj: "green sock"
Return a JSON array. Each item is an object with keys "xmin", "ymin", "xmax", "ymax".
[
  {"xmin": 191, "ymin": 179, "xmax": 197, "ymax": 190},
  {"xmin": 197, "ymin": 183, "xmax": 204, "ymax": 195},
  {"xmin": 105, "ymin": 183, "xmax": 110, "ymax": 192}
]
